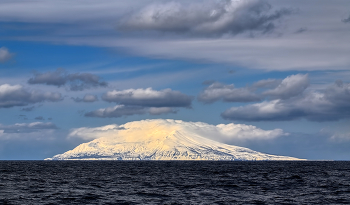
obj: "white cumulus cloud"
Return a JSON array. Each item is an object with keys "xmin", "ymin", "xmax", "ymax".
[{"xmin": 68, "ymin": 124, "xmax": 125, "ymax": 141}]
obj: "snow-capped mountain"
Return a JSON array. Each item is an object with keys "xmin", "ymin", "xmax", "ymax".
[{"xmin": 46, "ymin": 119, "xmax": 301, "ymax": 160}]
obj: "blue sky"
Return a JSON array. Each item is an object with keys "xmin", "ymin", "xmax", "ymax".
[{"xmin": 0, "ymin": 0, "xmax": 350, "ymax": 160}]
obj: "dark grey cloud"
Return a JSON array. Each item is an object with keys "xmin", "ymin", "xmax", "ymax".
[
  {"xmin": 85, "ymin": 105, "xmax": 146, "ymax": 118},
  {"xmin": 21, "ymin": 106, "xmax": 36, "ymax": 112},
  {"xmin": 222, "ymin": 80, "xmax": 350, "ymax": 122},
  {"xmin": 0, "ymin": 122, "xmax": 57, "ymax": 133},
  {"xmin": 18, "ymin": 115, "xmax": 28, "ymax": 120},
  {"xmin": 0, "ymin": 84, "xmax": 63, "ymax": 108},
  {"xmin": 294, "ymin": 27, "xmax": 307, "ymax": 34},
  {"xmin": 28, "ymin": 69, "xmax": 108, "ymax": 91},
  {"xmin": 21, "ymin": 104, "xmax": 42, "ymax": 112},
  {"xmin": 68, "ymin": 73, "xmax": 108, "ymax": 91},
  {"xmin": 222, "ymin": 99, "xmax": 303, "ymax": 121},
  {"xmin": 251, "ymin": 78, "xmax": 282, "ymax": 89},
  {"xmin": 28, "ymin": 69, "xmax": 66, "ymax": 86},
  {"xmin": 102, "ymin": 88, "xmax": 192, "ymax": 107},
  {"xmin": 198, "ymin": 74, "xmax": 308, "ymax": 104},
  {"xmin": 148, "ymin": 107, "xmax": 177, "ymax": 115},
  {"xmin": 85, "ymin": 105, "xmax": 176, "ymax": 118},
  {"xmin": 72, "ymin": 94, "xmax": 98, "ymax": 103},
  {"xmin": 18, "ymin": 115, "xmax": 27, "ymax": 120},
  {"xmin": 34, "ymin": 116, "xmax": 44, "ymax": 120},
  {"xmin": 202, "ymin": 80, "xmax": 216, "ymax": 85},
  {"xmin": 120, "ymin": 0, "xmax": 293, "ymax": 36},
  {"xmin": 0, "ymin": 47, "xmax": 13, "ymax": 63},
  {"xmin": 342, "ymin": 15, "xmax": 350, "ymax": 23},
  {"xmin": 87, "ymin": 87, "xmax": 187, "ymax": 118},
  {"xmin": 228, "ymin": 69, "xmax": 235, "ymax": 74},
  {"xmin": 198, "ymin": 82, "xmax": 261, "ymax": 103}
]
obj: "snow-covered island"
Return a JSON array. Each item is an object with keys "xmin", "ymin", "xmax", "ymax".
[{"xmin": 46, "ymin": 119, "xmax": 302, "ymax": 161}]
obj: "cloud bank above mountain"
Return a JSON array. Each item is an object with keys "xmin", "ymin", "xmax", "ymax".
[{"xmin": 68, "ymin": 119, "xmax": 286, "ymax": 143}]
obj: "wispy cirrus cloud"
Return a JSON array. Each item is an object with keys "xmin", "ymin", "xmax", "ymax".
[
  {"xmin": 120, "ymin": 0, "xmax": 293, "ymax": 37},
  {"xmin": 0, "ymin": 122, "xmax": 57, "ymax": 133},
  {"xmin": 0, "ymin": 1, "xmax": 349, "ymax": 71}
]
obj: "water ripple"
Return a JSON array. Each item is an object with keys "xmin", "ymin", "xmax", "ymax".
[{"xmin": 1, "ymin": 161, "xmax": 350, "ymax": 204}]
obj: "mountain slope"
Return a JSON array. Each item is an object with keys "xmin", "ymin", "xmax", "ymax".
[{"xmin": 46, "ymin": 119, "xmax": 301, "ymax": 160}]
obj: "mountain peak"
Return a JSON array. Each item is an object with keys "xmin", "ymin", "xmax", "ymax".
[{"xmin": 46, "ymin": 119, "xmax": 302, "ymax": 161}]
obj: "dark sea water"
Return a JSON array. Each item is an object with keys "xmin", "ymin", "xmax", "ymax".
[{"xmin": 1, "ymin": 161, "xmax": 350, "ymax": 204}]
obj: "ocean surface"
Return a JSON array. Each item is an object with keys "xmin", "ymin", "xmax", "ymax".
[{"xmin": 1, "ymin": 161, "xmax": 350, "ymax": 204}]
